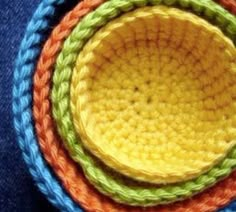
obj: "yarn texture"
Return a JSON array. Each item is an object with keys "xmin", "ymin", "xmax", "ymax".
[
  {"xmin": 12, "ymin": 0, "xmax": 82, "ymax": 211},
  {"xmin": 71, "ymin": 6, "xmax": 236, "ymax": 184},
  {"xmin": 12, "ymin": 0, "xmax": 236, "ymax": 211},
  {"xmin": 217, "ymin": 0, "xmax": 236, "ymax": 14},
  {"xmin": 34, "ymin": 0, "xmax": 236, "ymax": 211},
  {"xmin": 52, "ymin": 0, "xmax": 236, "ymax": 206}
]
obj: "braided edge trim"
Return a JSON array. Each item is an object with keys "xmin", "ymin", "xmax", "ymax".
[{"xmin": 12, "ymin": 0, "xmax": 82, "ymax": 211}]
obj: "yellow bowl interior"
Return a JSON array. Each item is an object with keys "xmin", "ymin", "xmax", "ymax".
[{"xmin": 71, "ymin": 6, "xmax": 236, "ymax": 184}]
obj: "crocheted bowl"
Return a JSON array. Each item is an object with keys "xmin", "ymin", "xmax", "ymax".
[
  {"xmin": 70, "ymin": 6, "xmax": 236, "ymax": 184},
  {"xmin": 33, "ymin": 1, "xmax": 236, "ymax": 211},
  {"xmin": 52, "ymin": 0, "xmax": 236, "ymax": 206},
  {"xmin": 13, "ymin": 0, "xmax": 236, "ymax": 211}
]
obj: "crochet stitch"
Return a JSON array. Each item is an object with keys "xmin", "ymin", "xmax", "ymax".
[
  {"xmin": 71, "ymin": 6, "xmax": 236, "ymax": 184},
  {"xmin": 52, "ymin": 0, "xmax": 236, "ymax": 206},
  {"xmin": 12, "ymin": 0, "xmax": 82, "ymax": 211},
  {"xmin": 33, "ymin": 0, "xmax": 236, "ymax": 211}
]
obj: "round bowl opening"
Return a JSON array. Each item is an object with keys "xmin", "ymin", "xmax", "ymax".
[{"xmin": 73, "ymin": 6, "xmax": 236, "ymax": 184}]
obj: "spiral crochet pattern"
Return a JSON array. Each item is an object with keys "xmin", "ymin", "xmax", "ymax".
[
  {"xmin": 52, "ymin": 0, "xmax": 236, "ymax": 206},
  {"xmin": 13, "ymin": 0, "xmax": 236, "ymax": 211},
  {"xmin": 71, "ymin": 6, "xmax": 236, "ymax": 184},
  {"xmin": 33, "ymin": 0, "xmax": 236, "ymax": 211}
]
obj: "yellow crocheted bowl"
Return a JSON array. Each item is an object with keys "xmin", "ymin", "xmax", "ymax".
[{"xmin": 71, "ymin": 6, "xmax": 236, "ymax": 184}]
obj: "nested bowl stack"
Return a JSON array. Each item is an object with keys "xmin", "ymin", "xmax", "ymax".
[{"xmin": 13, "ymin": 0, "xmax": 236, "ymax": 211}]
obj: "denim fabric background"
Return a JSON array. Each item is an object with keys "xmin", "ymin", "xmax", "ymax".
[{"xmin": 0, "ymin": 0, "xmax": 77, "ymax": 211}]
